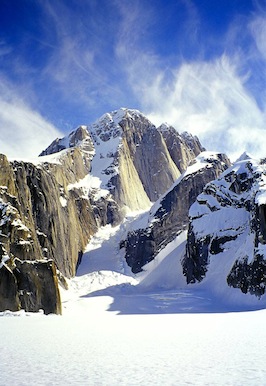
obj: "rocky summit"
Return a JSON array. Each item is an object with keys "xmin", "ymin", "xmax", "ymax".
[{"xmin": 1, "ymin": 107, "xmax": 266, "ymax": 314}]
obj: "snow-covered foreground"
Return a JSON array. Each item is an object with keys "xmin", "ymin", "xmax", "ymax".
[
  {"xmin": 1, "ymin": 221, "xmax": 266, "ymax": 385},
  {"xmin": 1, "ymin": 290, "xmax": 266, "ymax": 385},
  {"xmin": 1, "ymin": 298, "xmax": 266, "ymax": 386}
]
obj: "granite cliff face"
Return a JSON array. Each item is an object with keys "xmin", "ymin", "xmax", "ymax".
[
  {"xmin": 0, "ymin": 257, "xmax": 61, "ymax": 314},
  {"xmin": 0, "ymin": 151, "xmax": 97, "ymax": 313},
  {"xmin": 0, "ymin": 108, "xmax": 204, "ymax": 313},
  {"xmin": 182, "ymin": 156, "xmax": 266, "ymax": 298},
  {"xmin": 159, "ymin": 124, "xmax": 204, "ymax": 173}
]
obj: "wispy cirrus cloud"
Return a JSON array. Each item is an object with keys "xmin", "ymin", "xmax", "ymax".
[
  {"xmin": 249, "ymin": 13, "xmax": 266, "ymax": 67},
  {"xmin": 0, "ymin": 77, "xmax": 63, "ymax": 159},
  {"xmin": 143, "ymin": 56, "xmax": 266, "ymax": 160},
  {"xmin": 114, "ymin": 0, "xmax": 266, "ymax": 160},
  {"xmin": 38, "ymin": 0, "xmax": 128, "ymax": 116}
]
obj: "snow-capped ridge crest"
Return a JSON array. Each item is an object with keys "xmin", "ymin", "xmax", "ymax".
[
  {"xmin": 89, "ymin": 107, "xmax": 153, "ymax": 144},
  {"xmin": 91, "ymin": 108, "xmax": 149, "ymax": 129},
  {"xmin": 235, "ymin": 151, "xmax": 252, "ymax": 163},
  {"xmin": 39, "ymin": 125, "xmax": 94, "ymax": 156},
  {"xmin": 158, "ymin": 122, "xmax": 174, "ymax": 132},
  {"xmin": 150, "ymin": 151, "xmax": 230, "ymax": 218}
]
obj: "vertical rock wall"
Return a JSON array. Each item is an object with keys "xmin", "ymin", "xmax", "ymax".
[{"xmin": 120, "ymin": 116, "xmax": 180, "ymax": 202}]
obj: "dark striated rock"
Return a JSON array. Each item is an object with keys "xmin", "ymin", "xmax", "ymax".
[
  {"xmin": 123, "ymin": 230, "xmax": 156, "ymax": 274},
  {"xmin": 124, "ymin": 152, "xmax": 230, "ymax": 273},
  {"xmin": 0, "ymin": 264, "xmax": 20, "ymax": 312},
  {"xmin": 210, "ymin": 235, "xmax": 238, "ymax": 255},
  {"xmin": 90, "ymin": 196, "xmax": 122, "ymax": 227},
  {"xmin": 182, "ymin": 157, "xmax": 266, "ymax": 298},
  {"xmin": 183, "ymin": 227, "xmax": 210, "ymax": 283},
  {"xmin": 14, "ymin": 258, "xmax": 61, "ymax": 315},
  {"xmin": 0, "ymin": 256, "xmax": 61, "ymax": 314},
  {"xmin": 227, "ymin": 254, "xmax": 266, "ymax": 297}
]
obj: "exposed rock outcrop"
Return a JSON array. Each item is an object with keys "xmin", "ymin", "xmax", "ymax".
[
  {"xmin": 159, "ymin": 124, "xmax": 204, "ymax": 173},
  {"xmin": 0, "ymin": 262, "xmax": 20, "ymax": 312},
  {"xmin": 182, "ymin": 157, "xmax": 266, "ymax": 297},
  {"xmin": 11, "ymin": 154, "xmax": 97, "ymax": 278},
  {"xmin": 0, "ymin": 150, "xmax": 99, "ymax": 313},
  {"xmin": 118, "ymin": 114, "xmax": 180, "ymax": 202},
  {"xmin": 0, "ymin": 255, "xmax": 61, "ymax": 314},
  {"xmin": 123, "ymin": 152, "xmax": 230, "ymax": 273},
  {"xmin": 40, "ymin": 108, "xmax": 204, "ymax": 215},
  {"xmin": 40, "ymin": 125, "xmax": 94, "ymax": 162},
  {"xmin": 87, "ymin": 109, "xmax": 181, "ymax": 209}
]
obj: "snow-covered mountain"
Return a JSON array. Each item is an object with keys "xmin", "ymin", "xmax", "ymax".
[
  {"xmin": 41, "ymin": 108, "xmax": 204, "ymax": 209},
  {"xmin": 1, "ymin": 107, "xmax": 266, "ymax": 315},
  {"xmin": 122, "ymin": 152, "xmax": 230, "ymax": 273},
  {"xmin": 183, "ymin": 156, "xmax": 266, "ymax": 299}
]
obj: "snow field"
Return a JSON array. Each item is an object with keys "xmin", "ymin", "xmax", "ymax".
[
  {"xmin": 1, "ymin": 218, "xmax": 266, "ymax": 386},
  {"xmin": 1, "ymin": 304, "xmax": 266, "ymax": 386}
]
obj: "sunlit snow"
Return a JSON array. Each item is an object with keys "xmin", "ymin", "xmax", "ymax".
[{"xmin": 2, "ymin": 208, "xmax": 266, "ymax": 385}]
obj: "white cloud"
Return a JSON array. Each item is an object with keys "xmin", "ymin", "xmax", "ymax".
[
  {"xmin": 114, "ymin": 2, "xmax": 266, "ymax": 161},
  {"xmin": 0, "ymin": 79, "xmax": 63, "ymax": 159},
  {"xmin": 142, "ymin": 56, "xmax": 266, "ymax": 160},
  {"xmin": 40, "ymin": 1, "xmax": 125, "ymax": 110},
  {"xmin": 249, "ymin": 15, "xmax": 266, "ymax": 72}
]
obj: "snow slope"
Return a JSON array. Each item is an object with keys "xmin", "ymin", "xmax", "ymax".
[{"xmin": 2, "ymin": 215, "xmax": 266, "ymax": 386}]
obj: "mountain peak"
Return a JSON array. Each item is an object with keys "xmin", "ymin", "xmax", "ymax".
[
  {"xmin": 234, "ymin": 151, "xmax": 252, "ymax": 163},
  {"xmin": 39, "ymin": 125, "xmax": 94, "ymax": 157},
  {"xmin": 40, "ymin": 108, "xmax": 151, "ymax": 156},
  {"xmin": 90, "ymin": 108, "xmax": 150, "ymax": 132}
]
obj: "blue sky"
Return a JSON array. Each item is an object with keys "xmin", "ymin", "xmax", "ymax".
[{"xmin": 1, "ymin": 0, "xmax": 266, "ymax": 159}]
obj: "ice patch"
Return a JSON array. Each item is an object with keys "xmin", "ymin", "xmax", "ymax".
[{"xmin": 67, "ymin": 174, "xmax": 109, "ymax": 200}]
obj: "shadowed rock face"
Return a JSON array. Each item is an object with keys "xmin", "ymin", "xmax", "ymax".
[
  {"xmin": 159, "ymin": 124, "xmax": 204, "ymax": 173},
  {"xmin": 227, "ymin": 254, "xmax": 266, "ymax": 297},
  {"xmin": 0, "ymin": 257, "xmax": 61, "ymax": 314},
  {"xmin": 182, "ymin": 158, "xmax": 266, "ymax": 297},
  {"xmin": 14, "ymin": 259, "xmax": 61, "ymax": 315},
  {"xmin": 0, "ymin": 264, "xmax": 20, "ymax": 312},
  {"xmin": 123, "ymin": 153, "xmax": 230, "ymax": 273}
]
